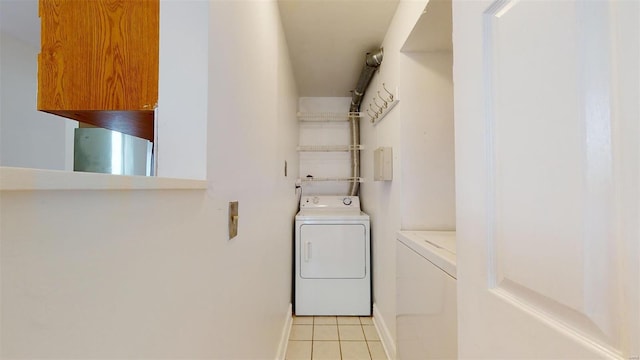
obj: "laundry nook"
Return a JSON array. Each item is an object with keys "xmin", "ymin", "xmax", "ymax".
[
  {"xmin": 0, "ymin": 0, "xmax": 637, "ymax": 359},
  {"xmin": 295, "ymin": 196, "xmax": 370, "ymax": 316}
]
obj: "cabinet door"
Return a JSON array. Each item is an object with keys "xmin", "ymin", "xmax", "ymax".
[{"xmin": 38, "ymin": 0, "xmax": 158, "ymax": 140}]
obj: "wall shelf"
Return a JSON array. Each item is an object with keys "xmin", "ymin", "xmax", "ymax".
[
  {"xmin": 0, "ymin": 167, "xmax": 206, "ymax": 191},
  {"xmin": 297, "ymin": 145, "xmax": 364, "ymax": 152},
  {"xmin": 297, "ymin": 112, "xmax": 361, "ymax": 122},
  {"xmin": 299, "ymin": 177, "xmax": 364, "ymax": 183},
  {"xmin": 297, "ymin": 110, "xmax": 363, "ymax": 191}
]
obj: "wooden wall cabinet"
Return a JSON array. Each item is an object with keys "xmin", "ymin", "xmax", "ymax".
[{"xmin": 38, "ymin": 0, "xmax": 159, "ymax": 141}]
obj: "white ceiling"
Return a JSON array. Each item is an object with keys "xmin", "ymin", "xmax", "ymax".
[
  {"xmin": 277, "ymin": 0, "xmax": 399, "ymax": 97},
  {"xmin": 402, "ymin": 0, "xmax": 452, "ymax": 52}
]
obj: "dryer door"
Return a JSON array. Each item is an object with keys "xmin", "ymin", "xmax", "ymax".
[{"xmin": 299, "ymin": 224, "xmax": 366, "ymax": 279}]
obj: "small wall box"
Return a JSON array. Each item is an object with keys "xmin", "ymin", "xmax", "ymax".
[{"xmin": 374, "ymin": 147, "xmax": 393, "ymax": 181}]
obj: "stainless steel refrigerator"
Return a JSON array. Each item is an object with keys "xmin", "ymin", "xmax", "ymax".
[{"xmin": 74, "ymin": 128, "xmax": 153, "ymax": 176}]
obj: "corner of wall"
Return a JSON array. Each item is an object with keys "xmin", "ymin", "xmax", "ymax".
[
  {"xmin": 275, "ymin": 304, "xmax": 293, "ymax": 360},
  {"xmin": 374, "ymin": 303, "xmax": 397, "ymax": 359}
]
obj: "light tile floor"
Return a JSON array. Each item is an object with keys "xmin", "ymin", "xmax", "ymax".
[{"xmin": 286, "ymin": 316, "xmax": 387, "ymax": 360}]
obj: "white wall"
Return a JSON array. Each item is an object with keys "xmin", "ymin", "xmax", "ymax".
[
  {"xmin": 0, "ymin": 31, "xmax": 76, "ymax": 171},
  {"xmin": 358, "ymin": 0, "xmax": 455, "ymax": 353},
  {"xmin": 0, "ymin": 1, "xmax": 299, "ymax": 359},
  {"xmin": 399, "ymin": 51, "xmax": 455, "ymax": 230},
  {"xmin": 156, "ymin": 0, "xmax": 208, "ymax": 180}
]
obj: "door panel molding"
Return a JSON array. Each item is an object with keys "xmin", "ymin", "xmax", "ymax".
[
  {"xmin": 455, "ymin": 0, "xmax": 638, "ymax": 356},
  {"xmin": 482, "ymin": 0, "xmax": 623, "ymax": 354}
]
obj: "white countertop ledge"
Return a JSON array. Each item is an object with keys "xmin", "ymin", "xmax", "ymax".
[
  {"xmin": 0, "ymin": 167, "xmax": 207, "ymax": 191},
  {"xmin": 397, "ymin": 230, "xmax": 457, "ymax": 279}
]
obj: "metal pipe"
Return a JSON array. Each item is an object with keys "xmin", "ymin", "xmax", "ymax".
[{"xmin": 348, "ymin": 48, "xmax": 383, "ymax": 196}]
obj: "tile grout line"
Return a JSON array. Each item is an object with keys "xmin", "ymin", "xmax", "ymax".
[
  {"xmin": 363, "ymin": 322, "xmax": 373, "ymax": 360},
  {"xmin": 337, "ymin": 321, "xmax": 343, "ymax": 360},
  {"xmin": 309, "ymin": 316, "xmax": 312, "ymax": 360},
  {"xmin": 364, "ymin": 320, "xmax": 373, "ymax": 360}
]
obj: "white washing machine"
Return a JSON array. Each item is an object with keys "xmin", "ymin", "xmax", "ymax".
[{"xmin": 295, "ymin": 196, "xmax": 371, "ymax": 316}]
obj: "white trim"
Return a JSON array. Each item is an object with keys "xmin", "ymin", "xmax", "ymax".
[
  {"xmin": 373, "ymin": 303, "xmax": 396, "ymax": 360},
  {"xmin": 275, "ymin": 303, "xmax": 293, "ymax": 360},
  {"xmin": 0, "ymin": 167, "xmax": 207, "ymax": 191}
]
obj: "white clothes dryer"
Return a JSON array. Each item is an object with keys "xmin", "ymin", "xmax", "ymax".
[{"xmin": 295, "ymin": 196, "xmax": 371, "ymax": 316}]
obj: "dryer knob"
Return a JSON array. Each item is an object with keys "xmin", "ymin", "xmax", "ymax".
[{"xmin": 343, "ymin": 197, "xmax": 353, "ymax": 206}]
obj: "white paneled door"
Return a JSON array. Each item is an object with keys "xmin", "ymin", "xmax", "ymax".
[{"xmin": 453, "ymin": 0, "xmax": 639, "ymax": 358}]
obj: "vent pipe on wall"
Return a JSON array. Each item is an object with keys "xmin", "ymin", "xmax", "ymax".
[{"xmin": 348, "ymin": 48, "xmax": 383, "ymax": 196}]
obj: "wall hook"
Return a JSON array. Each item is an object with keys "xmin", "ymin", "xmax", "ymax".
[
  {"xmin": 370, "ymin": 103, "xmax": 382, "ymax": 115},
  {"xmin": 382, "ymin": 82, "xmax": 394, "ymax": 102},
  {"xmin": 377, "ymin": 91, "xmax": 388, "ymax": 108},
  {"xmin": 374, "ymin": 96, "xmax": 386, "ymax": 110},
  {"xmin": 366, "ymin": 109, "xmax": 376, "ymax": 122}
]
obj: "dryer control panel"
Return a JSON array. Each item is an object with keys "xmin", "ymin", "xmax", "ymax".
[{"xmin": 300, "ymin": 196, "xmax": 361, "ymax": 210}]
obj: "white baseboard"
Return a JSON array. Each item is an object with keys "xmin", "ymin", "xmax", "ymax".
[
  {"xmin": 373, "ymin": 303, "xmax": 396, "ymax": 360},
  {"xmin": 276, "ymin": 303, "xmax": 293, "ymax": 360}
]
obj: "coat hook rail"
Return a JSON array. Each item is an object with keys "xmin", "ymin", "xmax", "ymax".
[{"xmin": 367, "ymin": 82, "xmax": 399, "ymax": 124}]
